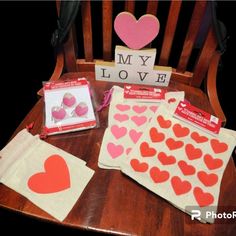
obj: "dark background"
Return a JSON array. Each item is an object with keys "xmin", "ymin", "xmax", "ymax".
[{"xmin": 0, "ymin": 1, "xmax": 235, "ymax": 234}]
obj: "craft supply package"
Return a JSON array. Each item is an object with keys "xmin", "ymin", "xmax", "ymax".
[{"xmin": 43, "ymin": 78, "xmax": 97, "ymax": 136}]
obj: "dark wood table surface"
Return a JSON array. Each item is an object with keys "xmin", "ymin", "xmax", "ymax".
[{"xmin": 0, "ymin": 72, "xmax": 236, "ymax": 235}]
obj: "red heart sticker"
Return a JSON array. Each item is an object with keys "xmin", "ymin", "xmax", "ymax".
[
  {"xmin": 204, "ymin": 154, "xmax": 223, "ymax": 170},
  {"xmin": 185, "ymin": 144, "xmax": 202, "ymax": 160},
  {"xmin": 130, "ymin": 159, "xmax": 149, "ymax": 172},
  {"xmin": 172, "ymin": 124, "xmax": 190, "ymax": 138},
  {"xmin": 149, "ymin": 167, "xmax": 169, "ymax": 183},
  {"xmin": 158, "ymin": 152, "xmax": 176, "ymax": 165},
  {"xmin": 171, "ymin": 176, "xmax": 192, "ymax": 195},
  {"xmin": 197, "ymin": 171, "xmax": 218, "ymax": 187},
  {"xmin": 190, "ymin": 132, "xmax": 208, "ymax": 143},
  {"xmin": 28, "ymin": 155, "xmax": 70, "ymax": 194},
  {"xmin": 210, "ymin": 139, "xmax": 228, "ymax": 154},
  {"xmin": 193, "ymin": 187, "xmax": 214, "ymax": 207},
  {"xmin": 166, "ymin": 138, "xmax": 184, "ymax": 150},
  {"xmin": 178, "ymin": 160, "xmax": 196, "ymax": 175},
  {"xmin": 168, "ymin": 98, "xmax": 176, "ymax": 104},
  {"xmin": 149, "ymin": 127, "xmax": 165, "ymax": 143},
  {"xmin": 157, "ymin": 115, "xmax": 172, "ymax": 129},
  {"xmin": 140, "ymin": 142, "xmax": 157, "ymax": 157}
]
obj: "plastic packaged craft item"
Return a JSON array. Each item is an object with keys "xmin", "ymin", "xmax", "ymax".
[{"xmin": 42, "ymin": 78, "xmax": 98, "ymax": 136}]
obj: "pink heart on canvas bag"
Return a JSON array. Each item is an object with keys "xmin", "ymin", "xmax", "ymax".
[
  {"xmin": 28, "ymin": 155, "xmax": 70, "ymax": 194},
  {"xmin": 114, "ymin": 12, "xmax": 160, "ymax": 50},
  {"xmin": 129, "ymin": 129, "xmax": 143, "ymax": 143},
  {"xmin": 111, "ymin": 125, "xmax": 127, "ymax": 139},
  {"xmin": 107, "ymin": 143, "xmax": 124, "ymax": 159}
]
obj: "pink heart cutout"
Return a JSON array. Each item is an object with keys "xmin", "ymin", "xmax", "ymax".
[
  {"xmin": 129, "ymin": 129, "xmax": 143, "ymax": 143},
  {"xmin": 114, "ymin": 12, "xmax": 160, "ymax": 50},
  {"xmin": 132, "ymin": 105, "xmax": 147, "ymax": 114},
  {"xmin": 114, "ymin": 113, "xmax": 129, "ymax": 122},
  {"xmin": 150, "ymin": 106, "xmax": 158, "ymax": 113},
  {"xmin": 116, "ymin": 104, "xmax": 131, "ymax": 112},
  {"xmin": 131, "ymin": 115, "xmax": 147, "ymax": 126},
  {"xmin": 107, "ymin": 143, "xmax": 124, "ymax": 159},
  {"xmin": 111, "ymin": 125, "xmax": 127, "ymax": 139},
  {"xmin": 28, "ymin": 155, "xmax": 70, "ymax": 194}
]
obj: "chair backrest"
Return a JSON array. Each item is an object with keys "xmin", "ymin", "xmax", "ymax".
[{"xmin": 60, "ymin": 0, "xmax": 219, "ymax": 88}]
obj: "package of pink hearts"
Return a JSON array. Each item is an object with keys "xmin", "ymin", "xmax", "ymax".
[{"xmin": 42, "ymin": 78, "xmax": 97, "ymax": 136}]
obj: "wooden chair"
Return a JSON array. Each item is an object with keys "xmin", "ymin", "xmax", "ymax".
[
  {"xmin": 1, "ymin": 1, "xmax": 236, "ymax": 235},
  {"xmin": 49, "ymin": 0, "xmax": 226, "ymax": 126}
]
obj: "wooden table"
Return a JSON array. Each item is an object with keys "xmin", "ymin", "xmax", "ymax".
[{"xmin": 1, "ymin": 73, "xmax": 236, "ymax": 235}]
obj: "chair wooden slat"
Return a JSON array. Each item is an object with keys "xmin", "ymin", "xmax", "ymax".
[
  {"xmin": 102, "ymin": 0, "xmax": 113, "ymax": 61},
  {"xmin": 82, "ymin": 0, "xmax": 93, "ymax": 62},
  {"xmin": 146, "ymin": 0, "xmax": 158, "ymax": 15},
  {"xmin": 63, "ymin": 25, "xmax": 78, "ymax": 72},
  {"xmin": 177, "ymin": 1, "xmax": 207, "ymax": 72},
  {"xmin": 125, "ymin": 0, "xmax": 135, "ymax": 14},
  {"xmin": 191, "ymin": 26, "xmax": 217, "ymax": 87},
  {"xmin": 159, "ymin": 0, "xmax": 182, "ymax": 66}
]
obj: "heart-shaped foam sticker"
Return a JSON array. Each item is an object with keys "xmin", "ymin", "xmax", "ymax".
[{"xmin": 114, "ymin": 12, "xmax": 160, "ymax": 50}]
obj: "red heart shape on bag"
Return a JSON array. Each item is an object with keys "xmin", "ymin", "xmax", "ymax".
[
  {"xmin": 149, "ymin": 127, "xmax": 165, "ymax": 143},
  {"xmin": 130, "ymin": 159, "xmax": 149, "ymax": 172},
  {"xmin": 190, "ymin": 132, "xmax": 208, "ymax": 143},
  {"xmin": 140, "ymin": 142, "xmax": 157, "ymax": 157},
  {"xmin": 210, "ymin": 139, "xmax": 228, "ymax": 154},
  {"xmin": 171, "ymin": 176, "xmax": 192, "ymax": 195},
  {"xmin": 185, "ymin": 144, "xmax": 202, "ymax": 160},
  {"xmin": 178, "ymin": 160, "xmax": 196, "ymax": 175},
  {"xmin": 197, "ymin": 171, "xmax": 218, "ymax": 187},
  {"xmin": 193, "ymin": 187, "xmax": 214, "ymax": 207},
  {"xmin": 158, "ymin": 152, "xmax": 176, "ymax": 165},
  {"xmin": 28, "ymin": 155, "xmax": 70, "ymax": 194},
  {"xmin": 157, "ymin": 115, "xmax": 172, "ymax": 129},
  {"xmin": 204, "ymin": 154, "xmax": 223, "ymax": 170},
  {"xmin": 166, "ymin": 138, "xmax": 184, "ymax": 150},
  {"xmin": 172, "ymin": 124, "xmax": 190, "ymax": 138},
  {"xmin": 149, "ymin": 167, "xmax": 169, "ymax": 183}
]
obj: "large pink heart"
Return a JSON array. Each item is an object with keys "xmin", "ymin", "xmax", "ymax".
[
  {"xmin": 28, "ymin": 155, "xmax": 70, "ymax": 194},
  {"xmin": 114, "ymin": 12, "xmax": 160, "ymax": 50}
]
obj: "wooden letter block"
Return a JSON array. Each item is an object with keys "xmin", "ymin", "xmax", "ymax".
[{"xmin": 95, "ymin": 46, "xmax": 172, "ymax": 86}]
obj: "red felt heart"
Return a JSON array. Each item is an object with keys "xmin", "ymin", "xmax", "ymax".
[
  {"xmin": 149, "ymin": 127, "xmax": 165, "ymax": 142},
  {"xmin": 149, "ymin": 167, "xmax": 169, "ymax": 183},
  {"xmin": 114, "ymin": 12, "xmax": 160, "ymax": 50},
  {"xmin": 171, "ymin": 176, "xmax": 192, "ymax": 195},
  {"xmin": 158, "ymin": 152, "xmax": 176, "ymax": 165},
  {"xmin": 28, "ymin": 155, "xmax": 70, "ymax": 194},
  {"xmin": 130, "ymin": 159, "xmax": 149, "ymax": 172},
  {"xmin": 178, "ymin": 160, "xmax": 196, "ymax": 175},
  {"xmin": 140, "ymin": 142, "xmax": 157, "ymax": 157},
  {"xmin": 204, "ymin": 154, "xmax": 223, "ymax": 170},
  {"xmin": 172, "ymin": 124, "xmax": 190, "ymax": 138},
  {"xmin": 193, "ymin": 187, "xmax": 214, "ymax": 207},
  {"xmin": 185, "ymin": 144, "xmax": 202, "ymax": 160},
  {"xmin": 166, "ymin": 138, "xmax": 184, "ymax": 150},
  {"xmin": 210, "ymin": 139, "xmax": 228, "ymax": 154},
  {"xmin": 197, "ymin": 171, "xmax": 218, "ymax": 187},
  {"xmin": 190, "ymin": 132, "xmax": 208, "ymax": 143},
  {"xmin": 157, "ymin": 115, "xmax": 172, "ymax": 129},
  {"xmin": 168, "ymin": 98, "xmax": 176, "ymax": 104}
]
